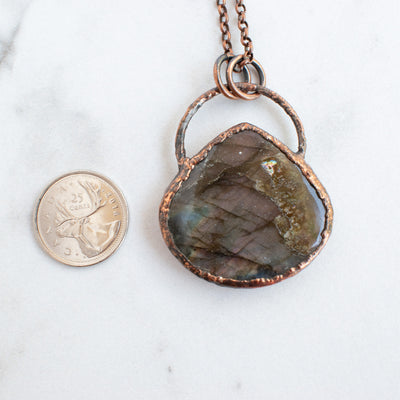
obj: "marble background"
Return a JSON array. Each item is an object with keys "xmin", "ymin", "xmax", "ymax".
[{"xmin": 0, "ymin": 1, "xmax": 399, "ymax": 399}]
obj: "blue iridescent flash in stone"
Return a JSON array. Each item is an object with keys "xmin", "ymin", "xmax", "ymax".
[
  {"xmin": 167, "ymin": 130, "xmax": 326, "ymax": 281},
  {"xmin": 261, "ymin": 159, "xmax": 277, "ymax": 176}
]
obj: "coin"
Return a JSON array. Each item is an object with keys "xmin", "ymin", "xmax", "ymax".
[{"xmin": 34, "ymin": 171, "xmax": 128, "ymax": 266}]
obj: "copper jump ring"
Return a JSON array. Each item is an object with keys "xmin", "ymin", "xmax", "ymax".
[
  {"xmin": 226, "ymin": 55, "xmax": 266, "ymax": 100},
  {"xmin": 214, "ymin": 54, "xmax": 251, "ymax": 100}
]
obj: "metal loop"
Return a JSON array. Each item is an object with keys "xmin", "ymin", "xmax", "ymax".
[
  {"xmin": 214, "ymin": 54, "xmax": 252, "ymax": 100},
  {"xmin": 175, "ymin": 83, "xmax": 306, "ymax": 167},
  {"xmin": 226, "ymin": 55, "xmax": 266, "ymax": 100}
]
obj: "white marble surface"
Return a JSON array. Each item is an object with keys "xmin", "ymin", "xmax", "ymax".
[{"xmin": 0, "ymin": 1, "xmax": 399, "ymax": 399}]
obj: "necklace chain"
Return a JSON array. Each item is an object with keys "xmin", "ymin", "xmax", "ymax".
[{"xmin": 217, "ymin": 0, "xmax": 254, "ymax": 67}]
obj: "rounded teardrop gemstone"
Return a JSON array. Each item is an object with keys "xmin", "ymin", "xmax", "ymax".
[{"xmin": 160, "ymin": 124, "xmax": 332, "ymax": 287}]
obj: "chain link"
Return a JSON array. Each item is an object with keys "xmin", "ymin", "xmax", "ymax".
[
  {"xmin": 217, "ymin": 1, "xmax": 233, "ymax": 56},
  {"xmin": 217, "ymin": 0, "xmax": 254, "ymax": 67}
]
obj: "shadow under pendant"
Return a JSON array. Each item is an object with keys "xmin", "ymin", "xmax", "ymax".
[{"xmin": 160, "ymin": 84, "xmax": 333, "ymax": 288}]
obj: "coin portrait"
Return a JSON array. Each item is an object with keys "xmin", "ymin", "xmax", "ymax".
[{"xmin": 34, "ymin": 171, "xmax": 128, "ymax": 266}]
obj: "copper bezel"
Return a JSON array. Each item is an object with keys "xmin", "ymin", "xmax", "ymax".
[{"xmin": 160, "ymin": 122, "xmax": 333, "ymax": 288}]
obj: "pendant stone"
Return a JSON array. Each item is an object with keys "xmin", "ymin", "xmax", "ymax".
[{"xmin": 161, "ymin": 125, "xmax": 331, "ymax": 287}]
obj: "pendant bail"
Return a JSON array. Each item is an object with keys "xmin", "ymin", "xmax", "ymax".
[
  {"xmin": 214, "ymin": 54, "xmax": 266, "ymax": 100},
  {"xmin": 175, "ymin": 83, "xmax": 306, "ymax": 167},
  {"xmin": 213, "ymin": 54, "xmax": 252, "ymax": 100},
  {"xmin": 226, "ymin": 55, "xmax": 266, "ymax": 100}
]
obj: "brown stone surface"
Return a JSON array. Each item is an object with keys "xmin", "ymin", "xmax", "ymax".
[{"xmin": 167, "ymin": 130, "xmax": 326, "ymax": 281}]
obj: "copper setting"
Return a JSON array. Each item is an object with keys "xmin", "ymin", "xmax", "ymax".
[{"xmin": 159, "ymin": 83, "xmax": 333, "ymax": 288}]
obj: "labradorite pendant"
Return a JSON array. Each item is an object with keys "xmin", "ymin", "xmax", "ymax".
[{"xmin": 160, "ymin": 84, "xmax": 333, "ymax": 288}]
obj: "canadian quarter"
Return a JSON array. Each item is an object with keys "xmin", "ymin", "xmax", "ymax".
[{"xmin": 34, "ymin": 171, "xmax": 128, "ymax": 266}]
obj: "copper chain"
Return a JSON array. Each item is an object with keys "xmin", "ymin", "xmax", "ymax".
[
  {"xmin": 215, "ymin": 0, "xmax": 265, "ymax": 100},
  {"xmin": 217, "ymin": 0, "xmax": 254, "ymax": 67}
]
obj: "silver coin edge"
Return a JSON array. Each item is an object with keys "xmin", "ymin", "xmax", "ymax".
[{"xmin": 33, "ymin": 170, "xmax": 129, "ymax": 267}]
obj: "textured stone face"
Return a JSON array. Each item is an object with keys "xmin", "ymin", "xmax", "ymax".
[{"xmin": 167, "ymin": 130, "xmax": 326, "ymax": 282}]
